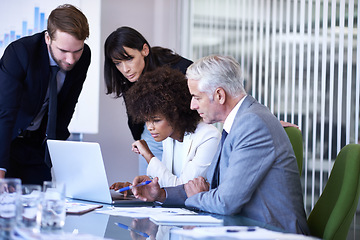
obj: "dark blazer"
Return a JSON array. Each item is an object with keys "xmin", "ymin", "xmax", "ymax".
[
  {"xmin": 0, "ymin": 31, "xmax": 91, "ymax": 169},
  {"xmin": 164, "ymin": 96, "xmax": 309, "ymax": 235}
]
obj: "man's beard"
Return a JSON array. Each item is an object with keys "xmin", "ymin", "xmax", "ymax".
[{"xmin": 48, "ymin": 44, "xmax": 75, "ymax": 72}]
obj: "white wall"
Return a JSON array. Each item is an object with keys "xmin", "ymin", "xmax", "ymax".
[
  {"xmin": 69, "ymin": 0, "xmax": 101, "ymax": 134},
  {"xmin": 83, "ymin": 0, "xmax": 182, "ymax": 185}
]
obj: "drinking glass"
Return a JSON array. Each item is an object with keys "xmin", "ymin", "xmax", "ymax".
[
  {"xmin": 0, "ymin": 178, "xmax": 21, "ymax": 239},
  {"xmin": 41, "ymin": 181, "xmax": 66, "ymax": 230},
  {"xmin": 18, "ymin": 184, "xmax": 42, "ymax": 233}
]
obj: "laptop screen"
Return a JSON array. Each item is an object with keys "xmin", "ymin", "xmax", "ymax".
[{"xmin": 47, "ymin": 140, "xmax": 114, "ymax": 204}]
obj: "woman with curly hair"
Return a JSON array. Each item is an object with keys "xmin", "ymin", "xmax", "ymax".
[
  {"xmin": 104, "ymin": 26, "xmax": 193, "ymax": 175},
  {"xmin": 110, "ymin": 66, "xmax": 221, "ymax": 188}
]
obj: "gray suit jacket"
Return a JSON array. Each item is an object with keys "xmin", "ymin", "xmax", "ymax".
[{"xmin": 164, "ymin": 95, "xmax": 309, "ymax": 235}]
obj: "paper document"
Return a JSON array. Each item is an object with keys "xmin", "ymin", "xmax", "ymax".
[
  {"xmin": 66, "ymin": 202, "xmax": 103, "ymax": 215},
  {"xmin": 150, "ymin": 214, "xmax": 223, "ymax": 225},
  {"xmin": 172, "ymin": 226, "xmax": 320, "ymax": 239},
  {"xmin": 96, "ymin": 206, "xmax": 196, "ymax": 218}
]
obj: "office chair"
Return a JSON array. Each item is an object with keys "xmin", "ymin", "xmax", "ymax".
[
  {"xmin": 307, "ymin": 143, "xmax": 360, "ymax": 240},
  {"xmin": 284, "ymin": 126, "xmax": 303, "ymax": 175}
]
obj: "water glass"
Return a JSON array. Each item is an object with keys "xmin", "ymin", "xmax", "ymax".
[
  {"xmin": 18, "ymin": 184, "xmax": 42, "ymax": 233},
  {"xmin": 0, "ymin": 178, "xmax": 21, "ymax": 238},
  {"xmin": 41, "ymin": 181, "xmax": 66, "ymax": 230}
]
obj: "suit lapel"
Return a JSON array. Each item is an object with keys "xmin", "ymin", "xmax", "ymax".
[
  {"xmin": 208, "ymin": 138, "xmax": 223, "ymax": 188},
  {"xmin": 36, "ymin": 40, "xmax": 51, "ymax": 115},
  {"xmin": 210, "ymin": 95, "xmax": 257, "ymax": 187}
]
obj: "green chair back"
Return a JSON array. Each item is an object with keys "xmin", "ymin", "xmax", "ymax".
[
  {"xmin": 284, "ymin": 126, "xmax": 303, "ymax": 175},
  {"xmin": 307, "ymin": 144, "xmax": 360, "ymax": 240}
]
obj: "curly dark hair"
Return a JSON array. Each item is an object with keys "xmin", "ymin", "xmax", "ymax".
[{"xmin": 126, "ymin": 66, "xmax": 201, "ymax": 136}]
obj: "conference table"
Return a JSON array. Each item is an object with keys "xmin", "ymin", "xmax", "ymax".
[{"xmin": 61, "ymin": 200, "xmax": 284, "ymax": 240}]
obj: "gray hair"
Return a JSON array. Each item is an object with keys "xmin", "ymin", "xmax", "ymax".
[{"xmin": 186, "ymin": 55, "xmax": 245, "ymax": 99}]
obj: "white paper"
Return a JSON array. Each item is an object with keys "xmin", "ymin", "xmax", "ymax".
[
  {"xmin": 150, "ymin": 214, "xmax": 223, "ymax": 226},
  {"xmin": 96, "ymin": 206, "xmax": 196, "ymax": 218},
  {"xmin": 171, "ymin": 226, "xmax": 320, "ymax": 239},
  {"xmin": 65, "ymin": 202, "xmax": 103, "ymax": 214}
]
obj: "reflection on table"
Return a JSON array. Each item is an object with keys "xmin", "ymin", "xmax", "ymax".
[{"xmin": 62, "ymin": 201, "xmax": 285, "ymax": 240}]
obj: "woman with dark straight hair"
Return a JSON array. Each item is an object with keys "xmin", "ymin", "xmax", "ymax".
[{"xmin": 104, "ymin": 26, "xmax": 192, "ymax": 175}]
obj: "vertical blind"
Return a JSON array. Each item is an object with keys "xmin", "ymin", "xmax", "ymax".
[{"xmin": 182, "ymin": 0, "xmax": 359, "ymax": 213}]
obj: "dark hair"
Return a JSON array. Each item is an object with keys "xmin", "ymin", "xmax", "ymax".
[
  {"xmin": 47, "ymin": 4, "xmax": 89, "ymax": 40},
  {"xmin": 126, "ymin": 66, "xmax": 201, "ymax": 136},
  {"xmin": 152, "ymin": 47, "xmax": 183, "ymax": 67},
  {"xmin": 104, "ymin": 26, "xmax": 183, "ymax": 98}
]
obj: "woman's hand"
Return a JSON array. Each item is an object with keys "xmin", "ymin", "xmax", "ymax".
[
  {"xmin": 280, "ymin": 120, "xmax": 300, "ymax": 129},
  {"xmin": 132, "ymin": 140, "xmax": 155, "ymax": 163},
  {"xmin": 110, "ymin": 181, "xmax": 132, "ymax": 196}
]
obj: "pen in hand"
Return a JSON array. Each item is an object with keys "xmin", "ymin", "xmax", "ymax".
[{"xmin": 116, "ymin": 180, "xmax": 152, "ymax": 193}]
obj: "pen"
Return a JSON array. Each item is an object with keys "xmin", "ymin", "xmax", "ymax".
[
  {"xmin": 114, "ymin": 222, "xmax": 150, "ymax": 238},
  {"xmin": 226, "ymin": 227, "xmax": 257, "ymax": 232},
  {"xmin": 116, "ymin": 180, "xmax": 152, "ymax": 193}
]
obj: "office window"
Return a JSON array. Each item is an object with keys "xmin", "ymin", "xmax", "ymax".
[{"xmin": 181, "ymin": 0, "xmax": 359, "ymax": 213}]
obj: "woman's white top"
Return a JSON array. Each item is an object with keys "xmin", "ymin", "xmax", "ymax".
[{"xmin": 147, "ymin": 122, "xmax": 221, "ymax": 188}]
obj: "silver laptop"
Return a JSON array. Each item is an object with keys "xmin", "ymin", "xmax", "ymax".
[{"xmin": 47, "ymin": 140, "xmax": 153, "ymax": 206}]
